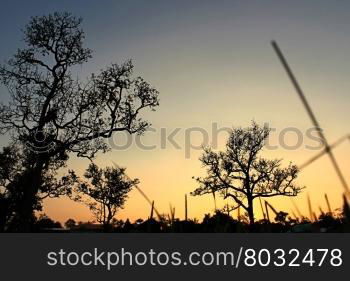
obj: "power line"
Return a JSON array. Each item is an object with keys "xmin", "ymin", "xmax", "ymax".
[{"xmin": 271, "ymin": 40, "xmax": 349, "ymax": 192}]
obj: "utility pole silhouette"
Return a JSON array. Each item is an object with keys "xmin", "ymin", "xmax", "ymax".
[{"xmin": 185, "ymin": 194, "xmax": 188, "ymax": 221}]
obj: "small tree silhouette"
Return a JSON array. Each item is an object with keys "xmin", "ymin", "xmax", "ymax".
[
  {"xmin": 192, "ymin": 121, "xmax": 303, "ymax": 224},
  {"xmin": 75, "ymin": 163, "xmax": 138, "ymax": 231},
  {"xmin": 64, "ymin": 218, "xmax": 76, "ymax": 229},
  {"xmin": 34, "ymin": 214, "xmax": 62, "ymax": 231}
]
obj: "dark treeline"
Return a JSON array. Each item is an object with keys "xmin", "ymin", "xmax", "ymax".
[{"xmin": 33, "ymin": 208, "xmax": 350, "ymax": 233}]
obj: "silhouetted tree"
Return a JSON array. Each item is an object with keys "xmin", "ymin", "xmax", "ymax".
[
  {"xmin": 0, "ymin": 12, "xmax": 159, "ymax": 231},
  {"xmin": 0, "ymin": 146, "xmax": 21, "ymax": 231},
  {"xmin": 192, "ymin": 122, "xmax": 302, "ymax": 224},
  {"xmin": 0, "ymin": 145, "xmax": 77, "ymax": 231},
  {"xmin": 34, "ymin": 214, "xmax": 62, "ymax": 231},
  {"xmin": 64, "ymin": 218, "xmax": 76, "ymax": 229},
  {"xmin": 201, "ymin": 211, "xmax": 240, "ymax": 232},
  {"xmin": 75, "ymin": 163, "xmax": 138, "ymax": 231}
]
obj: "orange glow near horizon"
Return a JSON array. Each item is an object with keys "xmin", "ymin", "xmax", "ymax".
[{"xmin": 42, "ymin": 127, "xmax": 350, "ymax": 224}]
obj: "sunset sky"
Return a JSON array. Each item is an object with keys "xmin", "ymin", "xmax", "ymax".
[{"xmin": 0, "ymin": 0, "xmax": 349, "ymax": 223}]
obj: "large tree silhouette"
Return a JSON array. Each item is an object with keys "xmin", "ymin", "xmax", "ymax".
[
  {"xmin": 192, "ymin": 122, "xmax": 303, "ymax": 224},
  {"xmin": 0, "ymin": 12, "xmax": 159, "ymax": 231}
]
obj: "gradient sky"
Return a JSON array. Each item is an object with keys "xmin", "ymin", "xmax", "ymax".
[{"xmin": 0, "ymin": 0, "xmax": 349, "ymax": 223}]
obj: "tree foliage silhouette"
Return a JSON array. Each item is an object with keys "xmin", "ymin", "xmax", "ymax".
[
  {"xmin": 74, "ymin": 163, "xmax": 138, "ymax": 231},
  {"xmin": 192, "ymin": 122, "xmax": 302, "ymax": 224},
  {"xmin": 34, "ymin": 213, "xmax": 62, "ymax": 231},
  {"xmin": 0, "ymin": 12, "xmax": 159, "ymax": 231},
  {"xmin": 64, "ymin": 218, "xmax": 76, "ymax": 229},
  {"xmin": 0, "ymin": 145, "xmax": 77, "ymax": 231}
]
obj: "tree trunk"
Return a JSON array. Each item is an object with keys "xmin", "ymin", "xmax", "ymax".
[
  {"xmin": 247, "ymin": 197, "xmax": 255, "ymax": 225},
  {"xmin": 16, "ymin": 160, "xmax": 45, "ymax": 232},
  {"xmin": 0, "ymin": 198, "xmax": 8, "ymax": 232},
  {"xmin": 103, "ymin": 208, "xmax": 113, "ymax": 232}
]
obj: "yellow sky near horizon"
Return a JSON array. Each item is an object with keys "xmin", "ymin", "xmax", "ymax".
[
  {"xmin": 42, "ymin": 43, "xmax": 350, "ymax": 224},
  {"xmin": 42, "ymin": 92, "xmax": 350, "ymax": 224}
]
